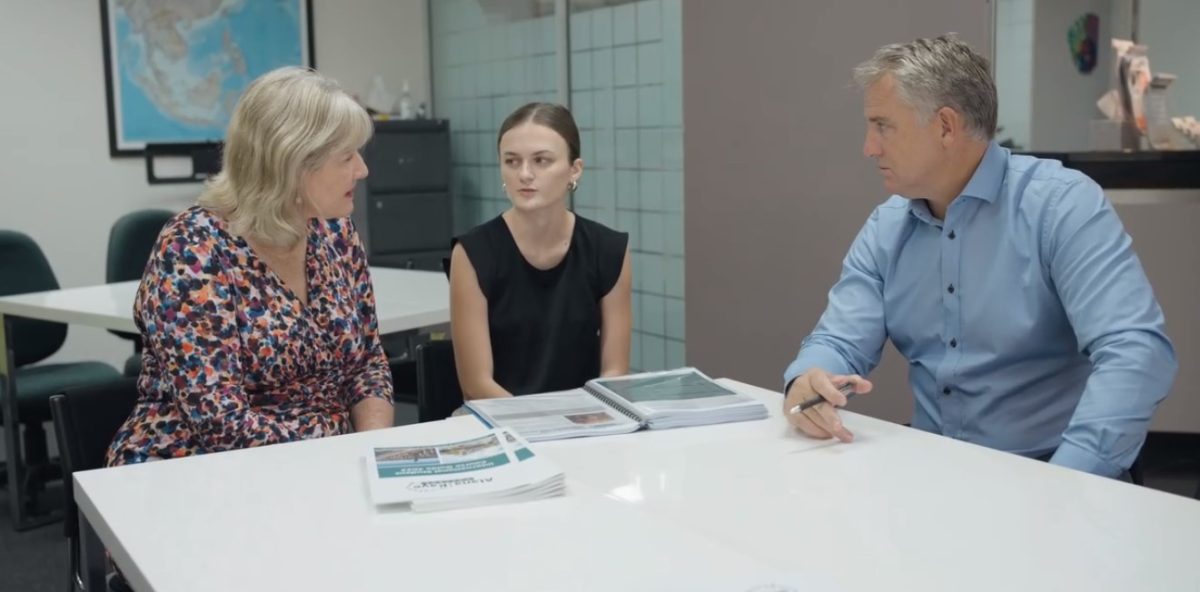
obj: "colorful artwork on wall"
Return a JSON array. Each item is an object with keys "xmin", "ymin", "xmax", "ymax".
[{"xmin": 1068, "ymin": 13, "xmax": 1100, "ymax": 74}]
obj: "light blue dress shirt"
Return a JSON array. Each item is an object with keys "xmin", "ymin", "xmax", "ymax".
[{"xmin": 784, "ymin": 142, "xmax": 1177, "ymax": 478}]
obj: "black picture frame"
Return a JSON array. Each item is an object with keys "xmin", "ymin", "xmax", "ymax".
[{"xmin": 99, "ymin": 0, "xmax": 316, "ymax": 157}]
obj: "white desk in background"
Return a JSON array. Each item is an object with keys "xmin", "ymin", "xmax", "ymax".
[
  {"xmin": 0, "ymin": 267, "xmax": 448, "ymax": 529},
  {"xmin": 0, "ymin": 266, "xmax": 449, "ymax": 335},
  {"xmin": 74, "ymin": 380, "xmax": 1200, "ymax": 592}
]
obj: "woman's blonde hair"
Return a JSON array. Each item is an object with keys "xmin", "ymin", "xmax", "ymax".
[{"xmin": 198, "ymin": 66, "xmax": 372, "ymax": 246}]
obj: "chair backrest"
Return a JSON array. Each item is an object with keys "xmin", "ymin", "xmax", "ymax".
[
  {"xmin": 49, "ymin": 378, "xmax": 139, "ymax": 539},
  {"xmin": 0, "ymin": 229, "xmax": 66, "ymax": 366},
  {"xmin": 106, "ymin": 209, "xmax": 174, "ymax": 283},
  {"xmin": 416, "ymin": 340, "xmax": 463, "ymax": 422}
]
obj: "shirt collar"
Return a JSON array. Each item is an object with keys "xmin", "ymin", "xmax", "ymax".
[
  {"xmin": 960, "ymin": 141, "xmax": 1007, "ymax": 204},
  {"xmin": 907, "ymin": 141, "xmax": 1007, "ymax": 224},
  {"xmin": 907, "ymin": 198, "xmax": 941, "ymax": 228}
]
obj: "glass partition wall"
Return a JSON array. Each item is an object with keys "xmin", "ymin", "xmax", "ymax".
[{"xmin": 431, "ymin": 0, "xmax": 684, "ymax": 371}]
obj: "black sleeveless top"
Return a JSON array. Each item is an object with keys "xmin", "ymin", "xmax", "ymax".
[{"xmin": 454, "ymin": 214, "xmax": 628, "ymax": 395}]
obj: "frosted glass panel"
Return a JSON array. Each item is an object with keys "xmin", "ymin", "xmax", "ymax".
[
  {"xmin": 570, "ymin": 0, "xmax": 684, "ymax": 371},
  {"xmin": 431, "ymin": 0, "xmax": 559, "ymax": 231},
  {"xmin": 433, "ymin": 0, "xmax": 685, "ymax": 372}
]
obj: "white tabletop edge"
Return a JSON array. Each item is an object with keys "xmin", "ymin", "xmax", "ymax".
[
  {"xmin": 73, "ymin": 478, "xmax": 154, "ymax": 592},
  {"xmin": 72, "ymin": 377, "xmax": 1200, "ymax": 592},
  {"xmin": 0, "ymin": 299, "xmax": 138, "ymax": 332},
  {"xmin": 0, "ymin": 267, "xmax": 448, "ymax": 335}
]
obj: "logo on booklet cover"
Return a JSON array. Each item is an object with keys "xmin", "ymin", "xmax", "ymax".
[{"xmin": 407, "ymin": 476, "xmax": 494, "ymax": 492}]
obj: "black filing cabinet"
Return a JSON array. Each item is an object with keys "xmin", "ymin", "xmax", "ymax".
[{"xmin": 353, "ymin": 119, "xmax": 451, "ymax": 271}]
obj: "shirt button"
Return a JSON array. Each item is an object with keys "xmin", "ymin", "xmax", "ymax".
[
  {"xmin": 947, "ymin": 284, "xmax": 955, "ymax": 294},
  {"xmin": 948, "ymin": 230, "xmax": 956, "ymax": 240},
  {"xmin": 943, "ymin": 387, "xmax": 952, "ymax": 396},
  {"xmin": 950, "ymin": 338, "xmax": 958, "ymax": 348}
]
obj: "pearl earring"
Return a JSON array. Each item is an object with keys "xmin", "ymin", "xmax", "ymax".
[{"xmin": 569, "ymin": 180, "xmax": 579, "ymax": 192}]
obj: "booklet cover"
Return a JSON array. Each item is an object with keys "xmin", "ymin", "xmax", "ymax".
[
  {"xmin": 366, "ymin": 427, "xmax": 564, "ymax": 511},
  {"xmin": 467, "ymin": 368, "xmax": 768, "ymax": 440},
  {"xmin": 466, "ymin": 389, "xmax": 641, "ymax": 442},
  {"xmin": 589, "ymin": 368, "xmax": 768, "ymax": 429},
  {"xmin": 592, "ymin": 368, "xmax": 743, "ymax": 406}
]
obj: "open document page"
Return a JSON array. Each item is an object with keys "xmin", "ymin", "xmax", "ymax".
[
  {"xmin": 365, "ymin": 427, "xmax": 564, "ymax": 511},
  {"xmin": 466, "ymin": 389, "xmax": 642, "ymax": 442},
  {"xmin": 587, "ymin": 368, "xmax": 768, "ymax": 429}
]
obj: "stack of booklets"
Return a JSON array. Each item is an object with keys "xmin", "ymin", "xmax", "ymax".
[
  {"xmin": 365, "ymin": 427, "xmax": 565, "ymax": 512},
  {"xmin": 466, "ymin": 367, "xmax": 768, "ymax": 442}
]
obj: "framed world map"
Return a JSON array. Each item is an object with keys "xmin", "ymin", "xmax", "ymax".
[{"xmin": 100, "ymin": 0, "xmax": 314, "ymax": 156}]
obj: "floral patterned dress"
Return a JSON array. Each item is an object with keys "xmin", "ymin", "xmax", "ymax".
[{"xmin": 107, "ymin": 206, "xmax": 393, "ymax": 465}]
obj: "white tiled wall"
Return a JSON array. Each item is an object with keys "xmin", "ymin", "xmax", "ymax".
[
  {"xmin": 1028, "ymin": 0, "xmax": 1115, "ymax": 151},
  {"xmin": 1139, "ymin": 0, "xmax": 1200, "ymax": 121},
  {"xmin": 570, "ymin": 0, "xmax": 684, "ymax": 371},
  {"xmin": 995, "ymin": 0, "xmax": 1033, "ymax": 149},
  {"xmin": 431, "ymin": 0, "xmax": 559, "ymax": 231}
]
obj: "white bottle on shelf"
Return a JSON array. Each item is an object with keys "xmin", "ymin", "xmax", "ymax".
[{"xmin": 398, "ymin": 79, "xmax": 414, "ymax": 120}]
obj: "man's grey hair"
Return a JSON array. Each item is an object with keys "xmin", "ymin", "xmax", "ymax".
[{"xmin": 853, "ymin": 34, "xmax": 997, "ymax": 140}]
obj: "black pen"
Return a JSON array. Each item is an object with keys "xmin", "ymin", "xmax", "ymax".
[{"xmin": 787, "ymin": 383, "xmax": 856, "ymax": 415}]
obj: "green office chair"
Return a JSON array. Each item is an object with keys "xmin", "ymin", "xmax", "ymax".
[
  {"xmin": 105, "ymin": 209, "xmax": 173, "ymax": 377},
  {"xmin": 0, "ymin": 230, "xmax": 121, "ymax": 529}
]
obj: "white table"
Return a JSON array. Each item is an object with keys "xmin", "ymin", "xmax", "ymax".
[
  {"xmin": 0, "ymin": 266, "xmax": 448, "ymax": 335},
  {"xmin": 74, "ymin": 380, "xmax": 1200, "ymax": 592},
  {"xmin": 0, "ymin": 267, "xmax": 448, "ymax": 529}
]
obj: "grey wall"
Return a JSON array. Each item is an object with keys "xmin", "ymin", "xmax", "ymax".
[
  {"xmin": 682, "ymin": 0, "xmax": 992, "ymax": 424},
  {"xmin": 1111, "ymin": 193, "xmax": 1200, "ymax": 432}
]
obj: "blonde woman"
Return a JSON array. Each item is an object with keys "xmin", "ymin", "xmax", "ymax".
[{"xmin": 108, "ymin": 67, "xmax": 393, "ymax": 465}]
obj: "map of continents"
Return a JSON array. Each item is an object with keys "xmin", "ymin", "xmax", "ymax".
[{"xmin": 112, "ymin": 0, "xmax": 305, "ymax": 148}]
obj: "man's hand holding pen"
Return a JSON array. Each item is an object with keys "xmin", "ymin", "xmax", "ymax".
[{"xmin": 783, "ymin": 369, "xmax": 873, "ymax": 442}]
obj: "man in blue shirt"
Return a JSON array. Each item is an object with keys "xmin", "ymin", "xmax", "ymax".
[{"xmin": 783, "ymin": 35, "xmax": 1176, "ymax": 478}]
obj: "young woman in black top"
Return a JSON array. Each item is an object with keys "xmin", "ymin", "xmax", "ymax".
[{"xmin": 449, "ymin": 102, "xmax": 632, "ymax": 398}]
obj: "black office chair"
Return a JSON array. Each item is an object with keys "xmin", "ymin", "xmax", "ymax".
[
  {"xmin": 389, "ymin": 358, "xmax": 418, "ymax": 405},
  {"xmin": 0, "ymin": 230, "xmax": 121, "ymax": 528},
  {"xmin": 49, "ymin": 378, "xmax": 139, "ymax": 592},
  {"xmin": 106, "ymin": 209, "xmax": 173, "ymax": 377},
  {"xmin": 416, "ymin": 340, "xmax": 463, "ymax": 423},
  {"xmin": 1129, "ymin": 457, "xmax": 1145, "ymax": 487},
  {"xmin": 381, "ymin": 256, "xmax": 449, "ymax": 418}
]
